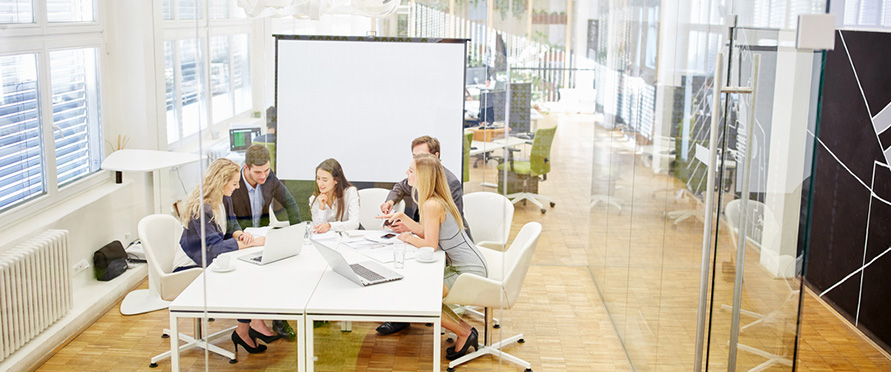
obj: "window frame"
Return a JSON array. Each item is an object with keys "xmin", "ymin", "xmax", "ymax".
[
  {"xmin": 0, "ymin": 4, "xmax": 109, "ymax": 225},
  {"xmin": 157, "ymin": 0, "xmax": 255, "ymax": 150}
]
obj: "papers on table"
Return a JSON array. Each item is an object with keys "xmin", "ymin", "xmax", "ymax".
[
  {"xmin": 312, "ymin": 230, "xmax": 338, "ymax": 240},
  {"xmin": 339, "ymin": 236, "xmax": 417, "ymax": 264}
]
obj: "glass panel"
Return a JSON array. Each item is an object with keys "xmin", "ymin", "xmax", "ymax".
[
  {"xmin": 210, "ymin": 35, "xmax": 232, "ymax": 123},
  {"xmin": 0, "ymin": 0, "xmax": 33, "ymax": 23},
  {"xmin": 50, "ymin": 48, "xmax": 101, "ymax": 186},
  {"xmin": 179, "ymin": 0, "xmax": 202, "ymax": 20},
  {"xmin": 162, "ymin": 0, "xmax": 172, "ymax": 20},
  {"xmin": 179, "ymin": 38, "xmax": 203, "ymax": 138},
  {"xmin": 165, "ymin": 40, "xmax": 179, "ymax": 143},
  {"xmin": 209, "ymin": 0, "xmax": 228, "ymax": 19},
  {"xmin": 0, "ymin": 53, "xmax": 43, "ymax": 210},
  {"xmin": 232, "ymin": 33, "xmax": 250, "ymax": 114},
  {"xmin": 46, "ymin": 0, "xmax": 95, "ymax": 22}
]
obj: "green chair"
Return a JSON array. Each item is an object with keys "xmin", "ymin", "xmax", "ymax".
[
  {"xmin": 497, "ymin": 126, "xmax": 557, "ymax": 214},
  {"xmin": 462, "ymin": 131, "xmax": 473, "ymax": 182}
]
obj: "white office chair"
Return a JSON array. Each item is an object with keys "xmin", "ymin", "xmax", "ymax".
[
  {"xmin": 139, "ymin": 214, "xmax": 236, "ymax": 367},
  {"xmin": 463, "ymin": 192, "xmax": 514, "ymax": 251},
  {"xmin": 357, "ymin": 188, "xmax": 404, "ymax": 230},
  {"xmin": 443, "ymin": 222, "xmax": 542, "ymax": 372}
]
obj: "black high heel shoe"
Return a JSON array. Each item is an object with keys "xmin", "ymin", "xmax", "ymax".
[
  {"xmin": 231, "ymin": 330, "xmax": 267, "ymax": 354},
  {"xmin": 446, "ymin": 327, "xmax": 478, "ymax": 360},
  {"xmin": 249, "ymin": 327, "xmax": 283, "ymax": 343}
]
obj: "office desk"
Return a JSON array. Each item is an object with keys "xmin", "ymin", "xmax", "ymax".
[
  {"xmin": 167, "ymin": 244, "xmax": 328, "ymax": 372},
  {"xmin": 167, "ymin": 237, "xmax": 446, "ymax": 372},
  {"xmin": 304, "ymin": 241, "xmax": 446, "ymax": 372}
]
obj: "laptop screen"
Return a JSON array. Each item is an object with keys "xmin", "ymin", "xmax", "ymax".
[{"xmin": 229, "ymin": 127, "xmax": 262, "ymax": 152}]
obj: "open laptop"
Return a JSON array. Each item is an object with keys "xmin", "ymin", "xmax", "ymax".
[
  {"xmin": 312, "ymin": 240, "xmax": 403, "ymax": 286},
  {"xmin": 238, "ymin": 224, "xmax": 303, "ymax": 265}
]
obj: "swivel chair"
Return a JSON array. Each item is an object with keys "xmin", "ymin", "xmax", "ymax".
[
  {"xmin": 139, "ymin": 214, "xmax": 236, "ymax": 367},
  {"xmin": 497, "ymin": 126, "xmax": 557, "ymax": 214},
  {"xmin": 463, "ymin": 131, "xmax": 473, "ymax": 182},
  {"xmin": 463, "ymin": 192, "xmax": 514, "ymax": 251},
  {"xmin": 357, "ymin": 188, "xmax": 405, "ymax": 230},
  {"xmin": 443, "ymin": 222, "xmax": 542, "ymax": 372}
]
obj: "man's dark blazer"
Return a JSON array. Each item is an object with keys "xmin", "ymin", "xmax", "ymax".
[{"xmin": 229, "ymin": 169, "xmax": 301, "ymax": 229}]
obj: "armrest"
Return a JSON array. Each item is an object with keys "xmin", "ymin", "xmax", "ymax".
[
  {"xmin": 443, "ymin": 273, "xmax": 505, "ymax": 308},
  {"xmin": 159, "ymin": 267, "xmax": 202, "ymax": 301},
  {"xmin": 476, "ymin": 241, "xmax": 506, "ymax": 251}
]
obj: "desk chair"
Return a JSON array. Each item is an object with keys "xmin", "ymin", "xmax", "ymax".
[
  {"xmin": 140, "ymin": 214, "xmax": 236, "ymax": 367},
  {"xmin": 358, "ymin": 188, "xmax": 405, "ymax": 230},
  {"xmin": 463, "ymin": 131, "xmax": 473, "ymax": 182},
  {"xmin": 463, "ymin": 192, "xmax": 513, "ymax": 251},
  {"xmin": 443, "ymin": 222, "xmax": 542, "ymax": 372},
  {"xmin": 497, "ymin": 126, "xmax": 557, "ymax": 214}
]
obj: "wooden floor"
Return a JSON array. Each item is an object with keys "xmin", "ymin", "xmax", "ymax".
[{"xmin": 35, "ymin": 113, "xmax": 891, "ymax": 371}]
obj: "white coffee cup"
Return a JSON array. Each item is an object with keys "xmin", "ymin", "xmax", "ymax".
[
  {"xmin": 215, "ymin": 255, "xmax": 231, "ymax": 270},
  {"xmin": 418, "ymin": 247, "xmax": 434, "ymax": 261}
]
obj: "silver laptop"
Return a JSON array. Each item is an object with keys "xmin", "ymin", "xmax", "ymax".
[
  {"xmin": 238, "ymin": 224, "xmax": 303, "ymax": 265},
  {"xmin": 312, "ymin": 240, "xmax": 403, "ymax": 286}
]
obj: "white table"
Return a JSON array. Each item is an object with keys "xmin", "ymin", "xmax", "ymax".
[
  {"xmin": 167, "ymin": 237, "xmax": 446, "ymax": 372},
  {"xmin": 167, "ymin": 244, "xmax": 328, "ymax": 372},
  {"xmin": 304, "ymin": 241, "xmax": 446, "ymax": 372},
  {"xmin": 469, "ymin": 136, "xmax": 529, "ymax": 157}
]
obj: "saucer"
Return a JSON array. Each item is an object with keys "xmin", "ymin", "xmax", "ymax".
[
  {"xmin": 415, "ymin": 256, "xmax": 437, "ymax": 263},
  {"xmin": 210, "ymin": 263, "xmax": 235, "ymax": 273}
]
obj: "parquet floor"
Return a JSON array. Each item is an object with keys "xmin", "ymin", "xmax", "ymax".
[{"xmin": 35, "ymin": 113, "xmax": 891, "ymax": 371}]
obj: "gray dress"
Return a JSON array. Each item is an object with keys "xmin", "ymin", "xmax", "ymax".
[{"xmin": 439, "ymin": 211, "xmax": 488, "ymax": 289}]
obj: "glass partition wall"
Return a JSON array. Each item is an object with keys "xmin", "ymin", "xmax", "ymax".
[{"xmin": 589, "ymin": 0, "xmax": 827, "ymax": 370}]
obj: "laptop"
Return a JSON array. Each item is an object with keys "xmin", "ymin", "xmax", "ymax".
[
  {"xmin": 312, "ymin": 240, "xmax": 403, "ymax": 286},
  {"xmin": 238, "ymin": 224, "xmax": 303, "ymax": 265}
]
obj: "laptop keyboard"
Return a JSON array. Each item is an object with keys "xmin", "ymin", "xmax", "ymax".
[{"xmin": 350, "ymin": 264, "xmax": 385, "ymax": 282}]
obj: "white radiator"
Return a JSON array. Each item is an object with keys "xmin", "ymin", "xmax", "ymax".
[{"xmin": 0, "ymin": 230, "xmax": 71, "ymax": 362}]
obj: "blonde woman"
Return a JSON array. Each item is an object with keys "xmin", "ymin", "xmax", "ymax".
[
  {"xmin": 177, "ymin": 158, "xmax": 280, "ymax": 354},
  {"xmin": 309, "ymin": 158, "xmax": 360, "ymax": 233},
  {"xmin": 380, "ymin": 154, "xmax": 488, "ymax": 360}
]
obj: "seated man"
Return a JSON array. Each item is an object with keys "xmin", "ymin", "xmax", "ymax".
[
  {"xmin": 376, "ymin": 135, "xmax": 472, "ymax": 336},
  {"xmin": 229, "ymin": 144, "xmax": 301, "ymax": 339}
]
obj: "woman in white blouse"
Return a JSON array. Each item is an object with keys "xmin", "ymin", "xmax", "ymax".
[{"xmin": 309, "ymin": 158, "xmax": 360, "ymax": 233}]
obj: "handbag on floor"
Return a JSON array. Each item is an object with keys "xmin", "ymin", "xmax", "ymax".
[{"xmin": 93, "ymin": 240, "xmax": 128, "ymax": 281}]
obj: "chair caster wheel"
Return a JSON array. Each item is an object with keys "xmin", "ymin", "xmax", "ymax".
[
  {"xmin": 447, "ymin": 368, "xmax": 455, "ymax": 372},
  {"xmin": 493, "ymin": 324, "xmax": 500, "ymax": 329},
  {"xmin": 161, "ymin": 334, "xmax": 169, "ymax": 338},
  {"xmin": 540, "ymin": 209, "xmax": 547, "ymax": 214},
  {"xmin": 209, "ymin": 318, "xmax": 215, "ymax": 322},
  {"xmin": 425, "ymin": 323, "xmax": 433, "ymax": 327},
  {"xmin": 149, "ymin": 363, "xmax": 158, "ymax": 368},
  {"xmin": 229, "ymin": 359, "xmax": 237, "ymax": 364},
  {"xmin": 525, "ymin": 369, "xmax": 533, "ymax": 372},
  {"xmin": 518, "ymin": 338, "xmax": 525, "ymax": 343},
  {"xmin": 446, "ymin": 337, "xmax": 454, "ymax": 343},
  {"xmin": 522, "ymin": 200, "xmax": 527, "ymax": 206},
  {"xmin": 550, "ymin": 202, "xmax": 556, "ymax": 207}
]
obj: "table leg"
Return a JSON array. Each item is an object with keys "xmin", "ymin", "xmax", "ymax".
[
  {"xmin": 170, "ymin": 313, "xmax": 180, "ymax": 372},
  {"xmin": 305, "ymin": 315, "xmax": 314, "ymax": 372},
  {"xmin": 297, "ymin": 314, "xmax": 306, "ymax": 372},
  {"xmin": 433, "ymin": 317, "xmax": 441, "ymax": 372}
]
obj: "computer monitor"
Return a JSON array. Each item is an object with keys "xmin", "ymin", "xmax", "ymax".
[
  {"xmin": 466, "ymin": 67, "xmax": 488, "ymax": 85},
  {"xmin": 229, "ymin": 127, "xmax": 262, "ymax": 152}
]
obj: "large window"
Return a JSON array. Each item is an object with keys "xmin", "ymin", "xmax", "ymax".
[
  {"xmin": 162, "ymin": 0, "xmax": 251, "ymax": 145},
  {"xmin": 0, "ymin": 0, "xmax": 103, "ymax": 213}
]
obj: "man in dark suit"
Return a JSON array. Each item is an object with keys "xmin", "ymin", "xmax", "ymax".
[
  {"xmin": 230, "ymin": 144, "xmax": 301, "ymax": 230},
  {"xmin": 228, "ymin": 144, "xmax": 301, "ymax": 339}
]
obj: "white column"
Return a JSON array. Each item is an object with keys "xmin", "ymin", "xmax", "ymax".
[{"xmin": 760, "ymin": 30, "xmax": 815, "ymax": 278}]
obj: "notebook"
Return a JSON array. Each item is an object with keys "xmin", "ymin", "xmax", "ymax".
[
  {"xmin": 312, "ymin": 240, "xmax": 403, "ymax": 287},
  {"xmin": 238, "ymin": 224, "xmax": 303, "ymax": 265}
]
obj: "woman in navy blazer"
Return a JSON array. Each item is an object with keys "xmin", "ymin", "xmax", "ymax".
[{"xmin": 177, "ymin": 158, "xmax": 280, "ymax": 354}]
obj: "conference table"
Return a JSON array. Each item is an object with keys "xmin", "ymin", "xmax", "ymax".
[{"xmin": 167, "ymin": 233, "xmax": 446, "ymax": 372}]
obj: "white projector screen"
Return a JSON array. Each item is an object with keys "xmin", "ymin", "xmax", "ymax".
[{"xmin": 275, "ymin": 36, "xmax": 466, "ymax": 183}]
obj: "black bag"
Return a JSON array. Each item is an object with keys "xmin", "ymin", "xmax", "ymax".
[{"xmin": 93, "ymin": 240, "xmax": 128, "ymax": 281}]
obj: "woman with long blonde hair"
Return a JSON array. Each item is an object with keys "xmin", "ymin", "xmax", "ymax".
[
  {"xmin": 380, "ymin": 153, "xmax": 487, "ymax": 360},
  {"xmin": 177, "ymin": 158, "xmax": 279, "ymax": 355}
]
